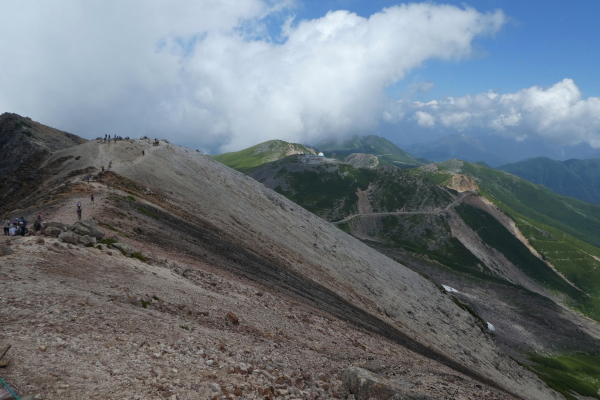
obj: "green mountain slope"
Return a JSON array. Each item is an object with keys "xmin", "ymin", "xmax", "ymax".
[
  {"xmin": 419, "ymin": 160, "xmax": 600, "ymax": 317},
  {"xmin": 249, "ymin": 154, "xmax": 600, "ymax": 397},
  {"xmin": 212, "ymin": 140, "xmax": 315, "ymax": 173},
  {"xmin": 424, "ymin": 159, "xmax": 600, "ymax": 248},
  {"xmin": 499, "ymin": 157, "xmax": 600, "ymax": 205},
  {"xmin": 250, "ymin": 157, "xmax": 450, "ymax": 222},
  {"xmin": 254, "ymin": 156, "xmax": 600, "ymax": 314},
  {"xmin": 315, "ymin": 135, "xmax": 426, "ymax": 168}
]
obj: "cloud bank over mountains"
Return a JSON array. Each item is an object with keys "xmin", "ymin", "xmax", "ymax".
[
  {"xmin": 3, "ymin": 1, "xmax": 598, "ymax": 153},
  {"xmin": 0, "ymin": 1, "xmax": 505, "ymax": 153},
  {"xmin": 397, "ymin": 79, "xmax": 600, "ymax": 147}
]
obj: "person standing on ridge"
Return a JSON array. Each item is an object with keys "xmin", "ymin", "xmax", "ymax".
[
  {"xmin": 3, "ymin": 219, "xmax": 9, "ymax": 236},
  {"xmin": 91, "ymin": 194, "xmax": 94, "ymax": 204},
  {"xmin": 77, "ymin": 207, "xmax": 82, "ymax": 220},
  {"xmin": 77, "ymin": 201, "xmax": 82, "ymax": 210}
]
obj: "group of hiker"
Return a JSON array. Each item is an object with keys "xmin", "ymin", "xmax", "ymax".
[
  {"xmin": 3, "ymin": 213, "xmax": 44, "ymax": 236},
  {"xmin": 3, "ymin": 193, "xmax": 95, "ymax": 236},
  {"xmin": 101, "ymin": 134, "xmax": 129, "ymax": 143}
]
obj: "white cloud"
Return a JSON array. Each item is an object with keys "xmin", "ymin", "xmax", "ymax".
[
  {"xmin": 0, "ymin": 1, "xmax": 505, "ymax": 153},
  {"xmin": 392, "ymin": 79, "xmax": 600, "ymax": 147},
  {"xmin": 415, "ymin": 111, "xmax": 435, "ymax": 127}
]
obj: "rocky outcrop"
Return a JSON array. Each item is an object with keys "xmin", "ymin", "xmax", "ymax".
[
  {"xmin": 345, "ymin": 153, "xmax": 380, "ymax": 169},
  {"xmin": 45, "ymin": 220, "xmax": 104, "ymax": 246},
  {"xmin": 0, "ymin": 113, "xmax": 86, "ymax": 210},
  {"xmin": 342, "ymin": 367, "xmax": 435, "ymax": 400},
  {"xmin": 111, "ymin": 242, "xmax": 135, "ymax": 255},
  {"xmin": 58, "ymin": 231, "xmax": 79, "ymax": 244},
  {"xmin": 448, "ymin": 174, "xmax": 478, "ymax": 192}
]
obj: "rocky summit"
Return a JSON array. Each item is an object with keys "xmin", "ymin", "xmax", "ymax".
[{"xmin": 0, "ymin": 116, "xmax": 566, "ymax": 400}]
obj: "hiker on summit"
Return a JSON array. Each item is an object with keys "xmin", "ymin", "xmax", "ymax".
[
  {"xmin": 77, "ymin": 201, "xmax": 82, "ymax": 210},
  {"xmin": 91, "ymin": 194, "xmax": 95, "ymax": 204},
  {"xmin": 3, "ymin": 220, "xmax": 9, "ymax": 236},
  {"xmin": 77, "ymin": 207, "xmax": 82, "ymax": 220}
]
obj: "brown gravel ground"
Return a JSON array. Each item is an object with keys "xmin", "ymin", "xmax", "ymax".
[{"xmin": 1, "ymin": 230, "xmax": 520, "ymax": 400}]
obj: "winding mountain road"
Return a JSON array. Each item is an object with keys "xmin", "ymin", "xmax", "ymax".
[{"xmin": 333, "ymin": 191, "xmax": 474, "ymax": 224}]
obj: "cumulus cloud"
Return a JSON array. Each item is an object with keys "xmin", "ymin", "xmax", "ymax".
[
  {"xmin": 392, "ymin": 79, "xmax": 600, "ymax": 147},
  {"xmin": 0, "ymin": 1, "xmax": 505, "ymax": 153}
]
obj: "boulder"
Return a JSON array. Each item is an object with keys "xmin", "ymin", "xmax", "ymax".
[
  {"xmin": 58, "ymin": 231, "xmax": 79, "ymax": 244},
  {"xmin": 341, "ymin": 367, "xmax": 434, "ymax": 400},
  {"xmin": 78, "ymin": 220, "xmax": 105, "ymax": 239},
  {"xmin": 73, "ymin": 224, "xmax": 91, "ymax": 237},
  {"xmin": 111, "ymin": 242, "xmax": 135, "ymax": 255},
  {"xmin": 65, "ymin": 224, "xmax": 76, "ymax": 231},
  {"xmin": 0, "ymin": 245, "xmax": 14, "ymax": 256},
  {"xmin": 78, "ymin": 235, "xmax": 97, "ymax": 246},
  {"xmin": 44, "ymin": 226, "xmax": 63, "ymax": 237},
  {"xmin": 46, "ymin": 221, "xmax": 67, "ymax": 231}
]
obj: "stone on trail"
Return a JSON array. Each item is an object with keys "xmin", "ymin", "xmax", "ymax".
[
  {"xmin": 73, "ymin": 224, "xmax": 91, "ymax": 237},
  {"xmin": 46, "ymin": 221, "xmax": 67, "ymax": 231},
  {"xmin": 342, "ymin": 366, "xmax": 435, "ymax": 400},
  {"xmin": 78, "ymin": 235, "xmax": 97, "ymax": 246},
  {"xmin": 77, "ymin": 220, "xmax": 105, "ymax": 239},
  {"xmin": 58, "ymin": 231, "xmax": 79, "ymax": 244},
  {"xmin": 0, "ymin": 245, "xmax": 15, "ymax": 256},
  {"xmin": 227, "ymin": 312, "xmax": 240, "ymax": 325},
  {"xmin": 111, "ymin": 242, "xmax": 135, "ymax": 255},
  {"xmin": 44, "ymin": 226, "xmax": 63, "ymax": 237}
]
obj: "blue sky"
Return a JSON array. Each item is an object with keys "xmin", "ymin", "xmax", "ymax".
[
  {"xmin": 1, "ymin": 0, "xmax": 599, "ymax": 153},
  {"xmin": 294, "ymin": 0, "xmax": 600, "ymax": 100}
]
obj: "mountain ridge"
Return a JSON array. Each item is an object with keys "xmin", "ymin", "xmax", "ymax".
[
  {"xmin": 499, "ymin": 156, "xmax": 600, "ymax": 205},
  {"xmin": 0, "ymin": 116, "xmax": 561, "ymax": 400},
  {"xmin": 212, "ymin": 139, "xmax": 316, "ymax": 173},
  {"xmin": 315, "ymin": 134, "xmax": 425, "ymax": 168}
]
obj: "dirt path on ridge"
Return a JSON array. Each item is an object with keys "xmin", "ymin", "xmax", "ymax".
[{"xmin": 334, "ymin": 191, "xmax": 472, "ymax": 224}]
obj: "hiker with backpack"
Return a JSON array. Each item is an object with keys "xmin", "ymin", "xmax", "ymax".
[
  {"xmin": 18, "ymin": 217, "xmax": 28, "ymax": 236},
  {"xmin": 33, "ymin": 219, "xmax": 41, "ymax": 234}
]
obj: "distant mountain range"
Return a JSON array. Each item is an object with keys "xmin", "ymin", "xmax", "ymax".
[
  {"xmin": 405, "ymin": 133, "xmax": 600, "ymax": 167},
  {"xmin": 498, "ymin": 157, "xmax": 600, "ymax": 205},
  {"xmin": 404, "ymin": 134, "xmax": 506, "ymax": 166}
]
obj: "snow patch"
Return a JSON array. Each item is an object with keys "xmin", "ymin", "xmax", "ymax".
[
  {"xmin": 442, "ymin": 285, "xmax": 460, "ymax": 294},
  {"xmin": 487, "ymin": 322, "xmax": 495, "ymax": 331}
]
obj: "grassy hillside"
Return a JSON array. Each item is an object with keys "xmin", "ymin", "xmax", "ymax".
[
  {"xmin": 425, "ymin": 160, "xmax": 600, "ymax": 248},
  {"xmin": 212, "ymin": 140, "xmax": 315, "ymax": 173},
  {"xmin": 250, "ymin": 158, "xmax": 452, "ymax": 222},
  {"xmin": 499, "ymin": 157, "xmax": 600, "ymax": 205},
  {"xmin": 315, "ymin": 135, "xmax": 426, "ymax": 168}
]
